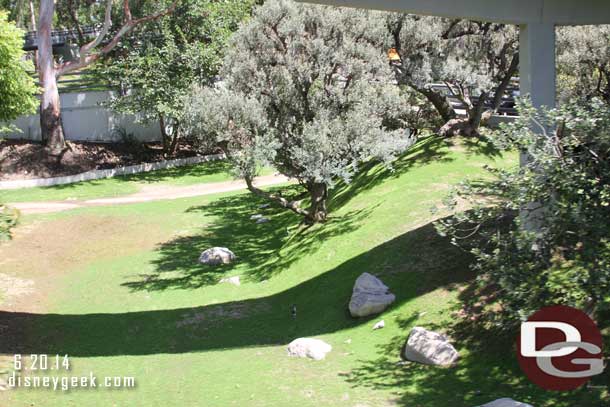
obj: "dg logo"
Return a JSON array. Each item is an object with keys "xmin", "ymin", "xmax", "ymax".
[{"xmin": 517, "ymin": 305, "xmax": 605, "ymax": 391}]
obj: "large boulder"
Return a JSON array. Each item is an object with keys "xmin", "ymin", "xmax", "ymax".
[
  {"xmin": 401, "ymin": 327, "xmax": 459, "ymax": 366},
  {"xmin": 287, "ymin": 338, "xmax": 332, "ymax": 361},
  {"xmin": 348, "ymin": 273, "xmax": 395, "ymax": 317},
  {"xmin": 199, "ymin": 247, "xmax": 236, "ymax": 265},
  {"xmin": 477, "ymin": 399, "xmax": 533, "ymax": 407}
]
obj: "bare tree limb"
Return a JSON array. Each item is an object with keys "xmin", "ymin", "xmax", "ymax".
[
  {"xmin": 244, "ymin": 176, "xmax": 313, "ymax": 220},
  {"xmin": 56, "ymin": 0, "xmax": 178, "ymax": 77}
]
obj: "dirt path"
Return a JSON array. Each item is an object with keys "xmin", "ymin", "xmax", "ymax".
[{"xmin": 9, "ymin": 174, "xmax": 290, "ymax": 215}]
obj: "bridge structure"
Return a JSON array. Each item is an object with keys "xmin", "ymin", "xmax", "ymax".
[
  {"xmin": 23, "ymin": 26, "xmax": 101, "ymax": 51},
  {"xmin": 296, "ymin": 0, "xmax": 610, "ymax": 155}
]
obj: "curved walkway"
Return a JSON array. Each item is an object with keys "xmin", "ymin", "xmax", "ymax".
[{"xmin": 10, "ymin": 174, "xmax": 289, "ymax": 215}]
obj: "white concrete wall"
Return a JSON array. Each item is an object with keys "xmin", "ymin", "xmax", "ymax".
[{"xmin": 6, "ymin": 91, "xmax": 162, "ymax": 143}]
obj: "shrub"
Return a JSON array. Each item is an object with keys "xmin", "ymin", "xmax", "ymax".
[
  {"xmin": 437, "ymin": 99, "xmax": 610, "ymax": 327},
  {"xmin": 0, "ymin": 205, "xmax": 19, "ymax": 241}
]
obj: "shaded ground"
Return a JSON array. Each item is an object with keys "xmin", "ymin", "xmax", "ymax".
[{"xmin": 0, "ymin": 139, "xmax": 209, "ymax": 180}]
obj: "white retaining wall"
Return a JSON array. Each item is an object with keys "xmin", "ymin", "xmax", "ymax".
[
  {"xmin": 0, "ymin": 154, "xmax": 226, "ymax": 190},
  {"xmin": 5, "ymin": 91, "xmax": 162, "ymax": 143}
]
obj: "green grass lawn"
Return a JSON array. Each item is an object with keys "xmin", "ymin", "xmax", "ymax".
[
  {"xmin": 0, "ymin": 137, "xmax": 605, "ymax": 406},
  {"xmin": 1, "ymin": 160, "xmax": 261, "ymax": 203}
]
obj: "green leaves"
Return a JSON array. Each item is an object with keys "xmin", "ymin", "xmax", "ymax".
[
  {"xmin": 0, "ymin": 204, "xmax": 19, "ymax": 241},
  {"xmin": 0, "ymin": 10, "xmax": 38, "ymax": 127},
  {"xmin": 437, "ymin": 98, "xmax": 610, "ymax": 327}
]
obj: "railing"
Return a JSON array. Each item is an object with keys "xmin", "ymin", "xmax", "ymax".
[
  {"xmin": 428, "ymin": 82, "xmax": 519, "ymax": 117},
  {"xmin": 23, "ymin": 26, "xmax": 101, "ymax": 51}
]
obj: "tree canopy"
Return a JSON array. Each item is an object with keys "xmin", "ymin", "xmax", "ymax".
[
  {"xmin": 185, "ymin": 0, "xmax": 413, "ymax": 223},
  {"xmin": 0, "ymin": 9, "xmax": 37, "ymax": 131},
  {"xmin": 96, "ymin": 0, "xmax": 255, "ymax": 154}
]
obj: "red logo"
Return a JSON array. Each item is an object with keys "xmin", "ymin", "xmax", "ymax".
[{"xmin": 517, "ymin": 305, "xmax": 604, "ymax": 391}]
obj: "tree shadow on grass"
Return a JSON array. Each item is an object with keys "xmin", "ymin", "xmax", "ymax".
[
  {"xmin": 122, "ymin": 187, "xmax": 374, "ymax": 291},
  {"xmin": 1, "ymin": 219, "xmax": 475, "ymax": 358},
  {"xmin": 329, "ymin": 136, "xmax": 454, "ymax": 212},
  {"xmin": 345, "ymin": 265, "xmax": 607, "ymax": 407},
  {"xmin": 344, "ymin": 318, "xmax": 605, "ymax": 407}
]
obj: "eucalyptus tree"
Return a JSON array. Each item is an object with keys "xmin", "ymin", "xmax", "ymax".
[
  {"xmin": 384, "ymin": 15, "xmax": 518, "ymax": 137},
  {"xmin": 36, "ymin": 0, "xmax": 177, "ymax": 153},
  {"xmin": 184, "ymin": 0, "xmax": 413, "ymax": 223}
]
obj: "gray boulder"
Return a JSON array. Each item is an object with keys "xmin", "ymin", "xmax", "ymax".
[
  {"xmin": 199, "ymin": 247, "xmax": 236, "ymax": 265},
  {"xmin": 402, "ymin": 327, "xmax": 459, "ymax": 366},
  {"xmin": 477, "ymin": 399, "xmax": 533, "ymax": 407},
  {"xmin": 348, "ymin": 273, "xmax": 395, "ymax": 317},
  {"xmin": 220, "ymin": 276, "xmax": 241, "ymax": 286},
  {"xmin": 287, "ymin": 338, "xmax": 332, "ymax": 361}
]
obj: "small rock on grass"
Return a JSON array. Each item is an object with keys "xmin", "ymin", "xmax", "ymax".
[
  {"xmin": 372, "ymin": 320, "xmax": 385, "ymax": 330},
  {"xmin": 287, "ymin": 338, "xmax": 332, "ymax": 360},
  {"xmin": 348, "ymin": 273, "xmax": 395, "ymax": 317},
  {"xmin": 199, "ymin": 247, "xmax": 236, "ymax": 265},
  {"xmin": 220, "ymin": 276, "xmax": 240, "ymax": 286},
  {"xmin": 256, "ymin": 217, "xmax": 270, "ymax": 224},
  {"xmin": 250, "ymin": 214, "xmax": 264, "ymax": 220},
  {"xmin": 402, "ymin": 327, "xmax": 459, "ymax": 366}
]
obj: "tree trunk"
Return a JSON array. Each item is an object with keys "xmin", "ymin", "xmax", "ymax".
[
  {"xmin": 38, "ymin": 0, "xmax": 65, "ymax": 153},
  {"xmin": 159, "ymin": 115, "xmax": 180, "ymax": 156},
  {"xmin": 414, "ymin": 86, "xmax": 457, "ymax": 123},
  {"xmin": 244, "ymin": 176, "xmax": 329, "ymax": 223},
  {"xmin": 308, "ymin": 182, "xmax": 328, "ymax": 223}
]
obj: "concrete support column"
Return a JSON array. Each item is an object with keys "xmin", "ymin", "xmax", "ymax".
[
  {"xmin": 519, "ymin": 22, "xmax": 556, "ymax": 162},
  {"xmin": 519, "ymin": 22, "xmax": 556, "ymax": 107},
  {"xmin": 519, "ymin": 23, "xmax": 556, "ymax": 229}
]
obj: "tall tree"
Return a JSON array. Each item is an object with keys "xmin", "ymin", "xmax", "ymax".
[
  {"xmin": 96, "ymin": 0, "xmax": 254, "ymax": 156},
  {"xmin": 37, "ymin": 0, "xmax": 177, "ymax": 153},
  {"xmin": 383, "ymin": 15, "xmax": 518, "ymax": 137},
  {"xmin": 557, "ymin": 25, "xmax": 610, "ymax": 106},
  {"xmin": 184, "ymin": 0, "xmax": 413, "ymax": 223}
]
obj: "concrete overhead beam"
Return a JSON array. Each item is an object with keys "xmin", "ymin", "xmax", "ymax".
[{"xmin": 296, "ymin": 0, "xmax": 610, "ymax": 25}]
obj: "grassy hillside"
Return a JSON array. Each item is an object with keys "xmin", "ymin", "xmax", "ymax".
[{"xmin": 0, "ymin": 136, "xmax": 604, "ymax": 406}]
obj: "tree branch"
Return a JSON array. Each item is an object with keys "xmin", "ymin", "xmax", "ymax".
[
  {"xmin": 56, "ymin": 0, "xmax": 178, "ymax": 77},
  {"xmin": 244, "ymin": 176, "xmax": 313, "ymax": 220}
]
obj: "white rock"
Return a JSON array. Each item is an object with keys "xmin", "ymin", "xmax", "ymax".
[
  {"xmin": 256, "ymin": 217, "xmax": 270, "ymax": 224},
  {"xmin": 348, "ymin": 273, "xmax": 395, "ymax": 317},
  {"xmin": 199, "ymin": 247, "xmax": 236, "ymax": 265},
  {"xmin": 250, "ymin": 214, "xmax": 264, "ymax": 220},
  {"xmin": 477, "ymin": 398, "xmax": 533, "ymax": 407},
  {"xmin": 402, "ymin": 327, "xmax": 459, "ymax": 366},
  {"xmin": 258, "ymin": 203, "xmax": 271, "ymax": 209},
  {"xmin": 287, "ymin": 338, "xmax": 332, "ymax": 361},
  {"xmin": 220, "ymin": 276, "xmax": 241, "ymax": 286},
  {"xmin": 372, "ymin": 320, "xmax": 385, "ymax": 330}
]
